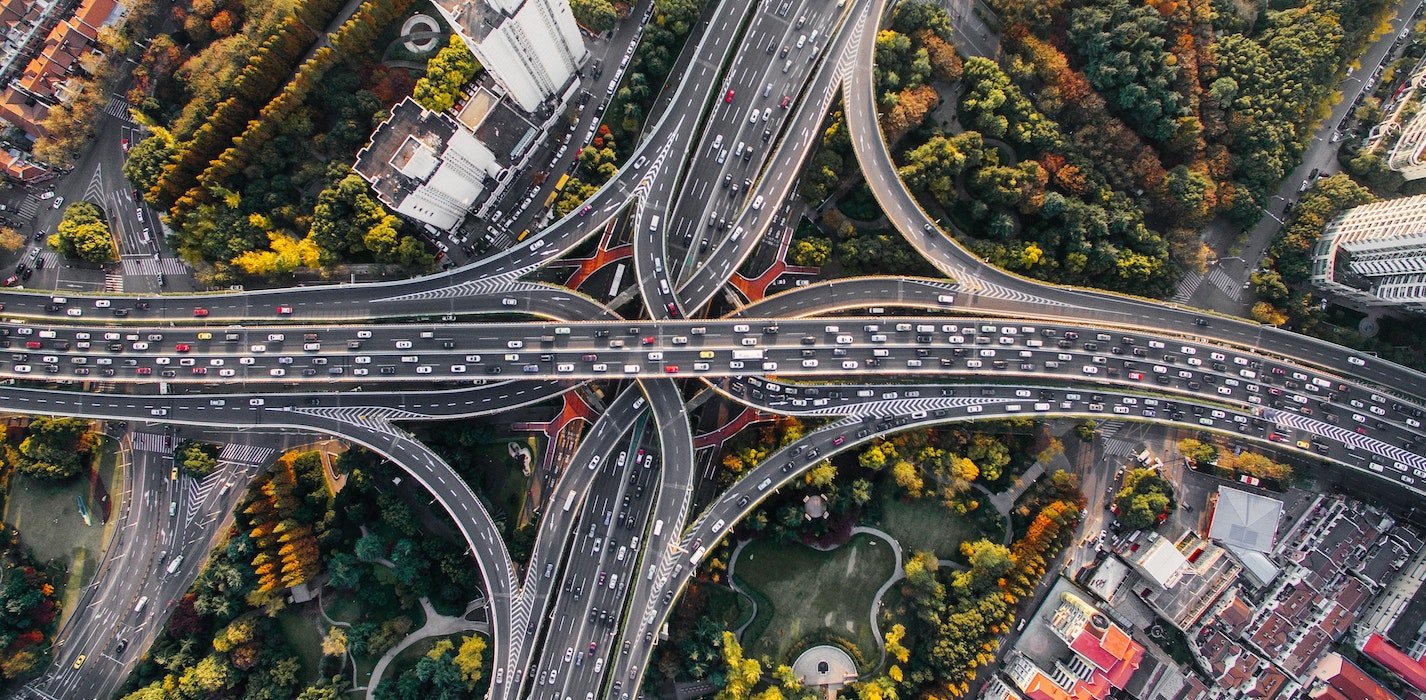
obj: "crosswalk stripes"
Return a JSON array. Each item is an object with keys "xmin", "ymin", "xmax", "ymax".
[
  {"xmin": 1096, "ymin": 420, "xmax": 1126, "ymax": 441},
  {"xmin": 1171, "ymin": 273, "xmax": 1203, "ymax": 302},
  {"xmin": 1271, "ymin": 410, "xmax": 1426, "ymax": 471},
  {"xmin": 36, "ymin": 250, "xmax": 58, "ymax": 268},
  {"xmin": 121, "ymin": 257, "xmax": 191, "ymax": 276},
  {"xmin": 218, "ymin": 443, "xmax": 275, "ymax": 466},
  {"xmin": 130, "ymin": 432, "xmax": 169, "ymax": 453},
  {"xmin": 1102, "ymin": 437, "xmax": 1138, "ymax": 458},
  {"xmin": 104, "ymin": 272, "xmax": 123, "ymax": 292},
  {"xmin": 1206, "ymin": 267, "xmax": 1243, "ymax": 302},
  {"xmin": 102, "ymin": 96, "xmax": 135, "ymax": 122}
]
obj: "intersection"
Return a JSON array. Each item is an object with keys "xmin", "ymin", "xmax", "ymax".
[{"xmin": 6, "ymin": 0, "xmax": 1426, "ymax": 697}]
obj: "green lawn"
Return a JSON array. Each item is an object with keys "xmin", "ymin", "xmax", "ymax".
[
  {"xmin": 872, "ymin": 488, "xmax": 979, "ymax": 560},
  {"xmin": 3, "ymin": 436, "xmax": 121, "ymax": 628},
  {"xmin": 704, "ymin": 583, "xmax": 754, "ymax": 631},
  {"xmin": 276, "ymin": 606, "xmax": 326, "ymax": 685},
  {"xmin": 733, "ymin": 533, "xmax": 895, "ymax": 664}
]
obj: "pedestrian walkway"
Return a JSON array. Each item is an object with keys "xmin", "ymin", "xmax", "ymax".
[
  {"xmin": 363, "ymin": 597, "xmax": 490, "ymax": 697},
  {"xmin": 219, "ymin": 443, "xmax": 276, "ymax": 466},
  {"xmin": 102, "ymin": 96, "xmax": 135, "ymax": 123},
  {"xmin": 35, "ymin": 250, "xmax": 58, "ymax": 268},
  {"xmin": 1205, "ymin": 266, "xmax": 1243, "ymax": 302},
  {"xmin": 121, "ymin": 257, "xmax": 191, "ymax": 276},
  {"xmin": 1170, "ymin": 273, "xmax": 1203, "ymax": 303},
  {"xmin": 103, "ymin": 271, "xmax": 123, "ymax": 292},
  {"xmin": 130, "ymin": 432, "xmax": 170, "ymax": 453}
]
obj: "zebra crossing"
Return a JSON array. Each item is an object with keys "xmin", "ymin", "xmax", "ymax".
[
  {"xmin": 102, "ymin": 96, "xmax": 135, "ymax": 122},
  {"xmin": 130, "ymin": 432, "xmax": 170, "ymax": 453},
  {"xmin": 289, "ymin": 406, "xmax": 434, "ymax": 431},
  {"xmin": 104, "ymin": 271, "xmax": 123, "ymax": 292},
  {"xmin": 1096, "ymin": 420, "xmax": 1126, "ymax": 441},
  {"xmin": 1102, "ymin": 437, "xmax": 1138, "ymax": 459},
  {"xmin": 1170, "ymin": 273, "xmax": 1203, "ymax": 303},
  {"xmin": 219, "ymin": 443, "xmax": 275, "ymax": 466},
  {"xmin": 121, "ymin": 257, "xmax": 191, "ymax": 276},
  {"xmin": 36, "ymin": 250, "xmax": 58, "ymax": 268},
  {"xmin": 1206, "ymin": 267, "xmax": 1243, "ymax": 302}
]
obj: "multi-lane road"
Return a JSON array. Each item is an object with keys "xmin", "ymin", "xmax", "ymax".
[{"xmin": 10, "ymin": 0, "xmax": 1426, "ymax": 697}]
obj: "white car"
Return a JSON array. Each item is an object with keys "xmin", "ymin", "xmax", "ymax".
[
  {"xmin": 416, "ymin": 365, "xmax": 433, "ymax": 374},
  {"xmin": 1348, "ymin": 356, "xmax": 1366, "ymax": 366},
  {"xmin": 66, "ymin": 308, "xmax": 82, "ymax": 317},
  {"xmin": 239, "ymin": 357, "xmax": 256, "ymax": 365},
  {"xmin": 218, "ymin": 368, "xmax": 236, "ymax": 377},
  {"xmin": 450, "ymin": 365, "xmax": 467, "ymax": 373},
  {"xmin": 94, "ymin": 300, "xmax": 111, "ymax": 308},
  {"xmin": 966, "ymin": 405, "xmax": 983, "ymax": 414},
  {"xmin": 269, "ymin": 368, "xmax": 286, "ymax": 377}
]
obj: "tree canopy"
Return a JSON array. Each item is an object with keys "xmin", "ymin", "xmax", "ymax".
[
  {"xmin": 412, "ymin": 36, "xmax": 480, "ymax": 113},
  {"xmin": 52, "ymin": 202, "xmax": 116, "ymax": 262}
]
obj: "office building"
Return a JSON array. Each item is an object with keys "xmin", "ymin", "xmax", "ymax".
[
  {"xmin": 429, "ymin": 0, "xmax": 586, "ymax": 113},
  {"xmin": 1310, "ymin": 195, "xmax": 1426, "ymax": 313}
]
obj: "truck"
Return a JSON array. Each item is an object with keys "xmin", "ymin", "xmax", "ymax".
[
  {"xmin": 732, "ymin": 349, "xmax": 764, "ymax": 360},
  {"xmin": 166, "ymin": 555, "xmax": 184, "ymax": 575}
]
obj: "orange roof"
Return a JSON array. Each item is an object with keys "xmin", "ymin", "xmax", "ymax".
[
  {"xmin": 70, "ymin": 0, "xmax": 117, "ymax": 35},
  {"xmin": 0, "ymin": 87, "xmax": 49, "ymax": 137}
]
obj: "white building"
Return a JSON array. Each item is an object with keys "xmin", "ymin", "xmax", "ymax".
[
  {"xmin": 430, "ymin": 0, "xmax": 586, "ymax": 113},
  {"xmin": 354, "ymin": 97, "xmax": 506, "ymax": 232},
  {"xmin": 1310, "ymin": 195, "xmax": 1426, "ymax": 314}
]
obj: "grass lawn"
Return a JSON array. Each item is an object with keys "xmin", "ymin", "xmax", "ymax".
[
  {"xmin": 3, "ymin": 436, "xmax": 122, "ymax": 628},
  {"xmin": 374, "ymin": 632, "xmax": 489, "ymax": 697},
  {"xmin": 872, "ymin": 488, "xmax": 979, "ymax": 560},
  {"xmin": 733, "ymin": 533, "xmax": 895, "ymax": 664},
  {"xmin": 276, "ymin": 605, "xmax": 326, "ymax": 684},
  {"xmin": 704, "ymin": 583, "xmax": 753, "ymax": 631}
]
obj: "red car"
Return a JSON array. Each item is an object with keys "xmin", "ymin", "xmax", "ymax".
[
  {"xmin": 136, "ymin": 367, "xmax": 152, "ymax": 375},
  {"xmin": 780, "ymin": 95, "xmax": 791, "ymax": 108},
  {"xmin": 664, "ymin": 365, "xmax": 679, "ymax": 374},
  {"xmin": 193, "ymin": 308, "xmax": 209, "ymax": 317},
  {"xmin": 725, "ymin": 89, "xmax": 735, "ymax": 103},
  {"xmin": 276, "ymin": 305, "xmax": 293, "ymax": 315},
  {"xmin": 641, "ymin": 336, "xmax": 656, "ymax": 345},
  {"xmin": 191, "ymin": 367, "xmax": 207, "ymax": 375},
  {"xmin": 832, "ymin": 435, "xmax": 846, "ymax": 446},
  {"xmin": 175, "ymin": 343, "xmax": 190, "ymax": 352},
  {"xmin": 25, "ymin": 341, "xmax": 41, "ymax": 349},
  {"xmin": 3, "ymin": 276, "xmax": 16, "ymax": 287}
]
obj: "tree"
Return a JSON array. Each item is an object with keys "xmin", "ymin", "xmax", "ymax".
[
  {"xmin": 570, "ymin": 0, "xmax": 618, "ymax": 31},
  {"xmin": 1114, "ymin": 468, "xmax": 1174, "ymax": 530},
  {"xmin": 52, "ymin": 202, "xmax": 115, "ymax": 262},
  {"xmin": 177, "ymin": 441, "xmax": 219, "ymax": 477},
  {"xmin": 891, "ymin": 460, "xmax": 925, "ymax": 498},
  {"xmin": 412, "ymin": 36, "xmax": 480, "ymax": 112},
  {"xmin": 790, "ymin": 237, "xmax": 832, "ymax": 266},
  {"xmin": 804, "ymin": 461, "xmax": 836, "ymax": 489},
  {"xmin": 0, "ymin": 227, "xmax": 24, "ymax": 253},
  {"xmin": 453, "ymin": 635, "xmax": 486, "ymax": 688},
  {"xmin": 15, "ymin": 417, "xmax": 96, "ymax": 480},
  {"xmin": 321, "ymin": 627, "xmax": 348, "ymax": 657},
  {"xmin": 1177, "ymin": 438, "xmax": 1217, "ymax": 466}
]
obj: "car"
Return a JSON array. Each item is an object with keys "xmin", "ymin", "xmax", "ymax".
[
  {"xmin": 725, "ymin": 88, "xmax": 735, "ymax": 102},
  {"xmin": 665, "ymin": 365, "xmax": 679, "ymax": 373},
  {"xmin": 94, "ymin": 299, "xmax": 111, "ymax": 308},
  {"xmin": 175, "ymin": 343, "xmax": 190, "ymax": 352},
  {"xmin": 73, "ymin": 655, "xmax": 85, "ymax": 670},
  {"xmin": 51, "ymin": 195, "xmax": 63, "ymax": 209},
  {"xmin": 193, "ymin": 308, "xmax": 209, "ymax": 317},
  {"xmin": 1348, "ymin": 356, "xmax": 1366, "ymax": 366},
  {"xmin": 64, "ymin": 308, "xmax": 82, "ymax": 317},
  {"xmin": 115, "ymin": 639, "xmax": 129, "ymax": 654},
  {"xmin": 832, "ymin": 435, "xmax": 846, "ymax": 446},
  {"xmin": 276, "ymin": 305, "xmax": 293, "ymax": 315},
  {"xmin": 641, "ymin": 336, "xmax": 656, "ymax": 345},
  {"xmin": 780, "ymin": 95, "xmax": 791, "ymax": 108}
]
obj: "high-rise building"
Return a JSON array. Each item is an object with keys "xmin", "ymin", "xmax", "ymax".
[
  {"xmin": 1003, "ymin": 592, "xmax": 1144, "ymax": 700},
  {"xmin": 430, "ymin": 0, "xmax": 586, "ymax": 113},
  {"xmin": 1310, "ymin": 194, "xmax": 1426, "ymax": 314}
]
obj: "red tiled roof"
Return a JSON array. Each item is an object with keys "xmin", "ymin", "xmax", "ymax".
[
  {"xmin": 0, "ymin": 87, "xmax": 49, "ymax": 137},
  {"xmin": 1312, "ymin": 653, "xmax": 1400, "ymax": 700},
  {"xmin": 1363, "ymin": 634, "xmax": 1426, "ymax": 694}
]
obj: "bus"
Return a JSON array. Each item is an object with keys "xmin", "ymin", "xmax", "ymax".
[
  {"xmin": 562, "ymin": 490, "xmax": 577, "ymax": 512},
  {"xmin": 517, "ymin": 229, "xmax": 532, "ymax": 242},
  {"xmin": 543, "ymin": 174, "xmax": 571, "ymax": 208}
]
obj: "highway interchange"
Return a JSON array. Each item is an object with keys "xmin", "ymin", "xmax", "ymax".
[{"xmin": 8, "ymin": 0, "xmax": 1426, "ymax": 696}]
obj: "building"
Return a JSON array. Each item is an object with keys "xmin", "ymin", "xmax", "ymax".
[
  {"xmin": 354, "ymin": 96, "xmax": 513, "ymax": 232},
  {"xmin": 1004, "ymin": 591, "xmax": 1145, "ymax": 700},
  {"xmin": 1308, "ymin": 652, "xmax": 1399, "ymax": 700},
  {"xmin": 429, "ymin": 0, "xmax": 585, "ymax": 113},
  {"xmin": 1310, "ymin": 194, "xmax": 1426, "ymax": 314},
  {"xmin": 1362, "ymin": 633, "xmax": 1426, "ymax": 696},
  {"xmin": 1208, "ymin": 486, "xmax": 1283, "ymax": 554},
  {"xmin": 1120, "ymin": 531, "xmax": 1240, "ymax": 632},
  {"xmin": 0, "ymin": 0, "xmax": 119, "ymax": 142}
]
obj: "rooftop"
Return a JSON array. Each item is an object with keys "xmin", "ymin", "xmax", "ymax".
[{"xmin": 1210, "ymin": 486, "xmax": 1283, "ymax": 553}]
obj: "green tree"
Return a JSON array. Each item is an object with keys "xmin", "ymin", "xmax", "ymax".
[
  {"xmin": 412, "ymin": 36, "xmax": 480, "ymax": 112},
  {"xmin": 52, "ymin": 202, "xmax": 115, "ymax": 262},
  {"xmin": 124, "ymin": 131, "xmax": 176, "ymax": 200},
  {"xmin": 790, "ymin": 237, "xmax": 832, "ymax": 266},
  {"xmin": 1177, "ymin": 438, "xmax": 1217, "ymax": 465},
  {"xmin": 15, "ymin": 417, "xmax": 96, "ymax": 480},
  {"xmin": 1114, "ymin": 468, "xmax": 1174, "ymax": 530},
  {"xmin": 177, "ymin": 442, "xmax": 219, "ymax": 477},
  {"xmin": 570, "ymin": 0, "xmax": 618, "ymax": 31}
]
